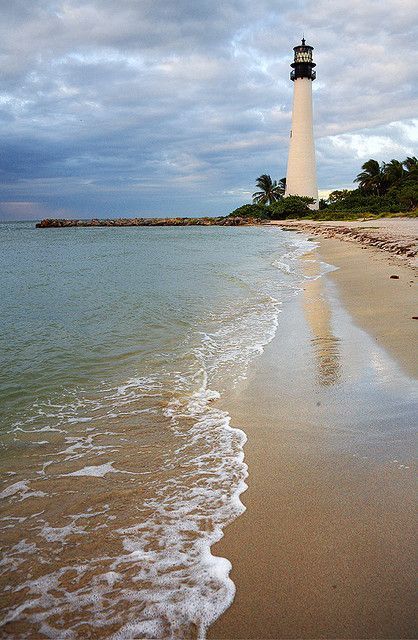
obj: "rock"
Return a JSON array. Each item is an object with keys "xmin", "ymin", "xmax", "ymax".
[
  {"xmin": 35, "ymin": 216, "xmax": 249, "ymax": 228},
  {"xmin": 390, "ymin": 275, "xmax": 400, "ymax": 279},
  {"xmin": 41, "ymin": 214, "xmax": 273, "ymax": 228}
]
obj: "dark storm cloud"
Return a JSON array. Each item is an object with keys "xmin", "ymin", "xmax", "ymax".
[{"xmin": 0, "ymin": 0, "xmax": 417, "ymax": 218}]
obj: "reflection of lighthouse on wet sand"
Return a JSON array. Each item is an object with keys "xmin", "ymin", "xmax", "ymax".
[
  {"xmin": 302, "ymin": 253, "xmax": 341, "ymax": 386},
  {"xmin": 285, "ymin": 38, "xmax": 318, "ymax": 209}
]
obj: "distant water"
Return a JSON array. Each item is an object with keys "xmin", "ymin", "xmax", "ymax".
[{"xmin": 0, "ymin": 221, "xmax": 312, "ymax": 638}]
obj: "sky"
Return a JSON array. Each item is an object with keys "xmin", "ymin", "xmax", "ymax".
[{"xmin": 1, "ymin": 0, "xmax": 417, "ymax": 220}]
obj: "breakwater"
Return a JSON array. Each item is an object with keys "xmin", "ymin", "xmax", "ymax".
[{"xmin": 36, "ymin": 216, "xmax": 261, "ymax": 228}]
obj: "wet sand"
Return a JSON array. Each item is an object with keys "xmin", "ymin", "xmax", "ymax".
[
  {"xmin": 209, "ymin": 238, "xmax": 416, "ymax": 639},
  {"xmin": 318, "ymin": 238, "xmax": 417, "ymax": 378}
]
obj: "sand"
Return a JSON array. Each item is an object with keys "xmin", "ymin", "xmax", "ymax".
[
  {"xmin": 273, "ymin": 216, "xmax": 418, "ymax": 239},
  {"xmin": 318, "ymin": 239, "xmax": 417, "ymax": 379},
  {"xmin": 270, "ymin": 217, "xmax": 418, "ymax": 265},
  {"xmin": 208, "ymin": 231, "xmax": 417, "ymax": 639}
]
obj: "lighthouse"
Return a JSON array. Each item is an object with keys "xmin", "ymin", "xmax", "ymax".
[{"xmin": 285, "ymin": 38, "xmax": 318, "ymax": 209}]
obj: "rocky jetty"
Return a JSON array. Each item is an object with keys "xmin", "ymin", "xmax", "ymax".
[{"xmin": 36, "ymin": 216, "xmax": 263, "ymax": 228}]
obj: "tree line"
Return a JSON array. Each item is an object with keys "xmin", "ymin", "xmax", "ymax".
[
  {"xmin": 228, "ymin": 156, "xmax": 418, "ymax": 220},
  {"xmin": 326, "ymin": 156, "xmax": 418, "ymax": 214}
]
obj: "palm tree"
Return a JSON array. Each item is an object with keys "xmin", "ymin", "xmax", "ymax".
[
  {"xmin": 383, "ymin": 159, "xmax": 404, "ymax": 186},
  {"xmin": 354, "ymin": 159, "xmax": 385, "ymax": 196},
  {"xmin": 403, "ymin": 156, "xmax": 418, "ymax": 179},
  {"xmin": 277, "ymin": 177, "xmax": 286, "ymax": 196},
  {"xmin": 403, "ymin": 156, "xmax": 418, "ymax": 171},
  {"xmin": 252, "ymin": 174, "xmax": 283, "ymax": 205}
]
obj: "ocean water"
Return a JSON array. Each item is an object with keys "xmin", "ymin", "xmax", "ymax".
[{"xmin": 0, "ymin": 222, "xmax": 312, "ymax": 639}]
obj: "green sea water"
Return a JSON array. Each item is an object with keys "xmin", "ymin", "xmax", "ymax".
[
  {"xmin": 0, "ymin": 221, "xmax": 312, "ymax": 638},
  {"xmin": 0, "ymin": 223, "xmax": 309, "ymax": 423}
]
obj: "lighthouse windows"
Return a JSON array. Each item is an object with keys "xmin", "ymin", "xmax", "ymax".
[{"xmin": 295, "ymin": 51, "xmax": 312, "ymax": 63}]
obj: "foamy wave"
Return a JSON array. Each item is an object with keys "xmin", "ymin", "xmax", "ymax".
[
  {"xmin": 0, "ymin": 480, "xmax": 48, "ymax": 502},
  {"xmin": 61, "ymin": 462, "xmax": 117, "ymax": 477},
  {"xmin": 114, "ymin": 382, "xmax": 248, "ymax": 639}
]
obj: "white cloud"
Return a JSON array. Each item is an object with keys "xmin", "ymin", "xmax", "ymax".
[
  {"xmin": 0, "ymin": 0, "xmax": 417, "ymax": 218},
  {"xmin": 326, "ymin": 130, "xmax": 414, "ymax": 160},
  {"xmin": 388, "ymin": 119, "xmax": 418, "ymax": 143}
]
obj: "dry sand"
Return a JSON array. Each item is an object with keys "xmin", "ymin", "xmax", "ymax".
[
  {"xmin": 208, "ymin": 229, "xmax": 417, "ymax": 639},
  {"xmin": 270, "ymin": 216, "xmax": 418, "ymax": 265},
  {"xmin": 276, "ymin": 216, "xmax": 418, "ymax": 238}
]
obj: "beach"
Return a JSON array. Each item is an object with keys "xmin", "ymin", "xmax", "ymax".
[
  {"xmin": 0, "ymin": 220, "xmax": 416, "ymax": 638},
  {"xmin": 209, "ymin": 222, "xmax": 417, "ymax": 639}
]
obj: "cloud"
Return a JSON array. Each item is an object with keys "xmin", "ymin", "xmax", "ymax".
[
  {"xmin": 0, "ymin": 201, "xmax": 68, "ymax": 221},
  {"xmin": 0, "ymin": 0, "xmax": 417, "ymax": 218}
]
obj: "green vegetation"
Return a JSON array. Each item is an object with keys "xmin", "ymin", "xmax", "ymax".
[
  {"xmin": 268, "ymin": 196, "xmax": 314, "ymax": 219},
  {"xmin": 228, "ymin": 157, "xmax": 418, "ymax": 220},
  {"xmin": 228, "ymin": 203, "xmax": 269, "ymax": 219},
  {"xmin": 307, "ymin": 210, "xmax": 417, "ymax": 222},
  {"xmin": 320, "ymin": 156, "xmax": 418, "ymax": 216},
  {"xmin": 228, "ymin": 196, "xmax": 314, "ymax": 220},
  {"xmin": 252, "ymin": 174, "xmax": 285, "ymax": 204}
]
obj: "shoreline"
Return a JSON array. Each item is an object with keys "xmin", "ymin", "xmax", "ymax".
[
  {"xmin": 314, "ymin": 237, "xmax": 417, "ymax": 379},
  {"xmin": 208, "ymin": 234, "xmax": 416, "ymax": 639},
  {"xmin": 2, "ymin": 222, "xmax": 416, "ymax": 637},
  {"xmin": 276, "ymin": 217, "xmax": 417, "ymax": 378},
  {"xmin": 269, "ymin": 217, "xmax": 418, "ymax": 265}
]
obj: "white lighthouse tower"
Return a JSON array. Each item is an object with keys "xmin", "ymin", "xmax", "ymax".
[{"xmin": 285, "ymin": 38, "xmax": 318, "ymax": 209}]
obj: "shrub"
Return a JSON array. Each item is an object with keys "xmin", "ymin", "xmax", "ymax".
[
  {"xmin": 390, "ymin": 182, "xmax": 418, "ymax": 211},
  {"xmin": 325, "ymin": 187, "xmax": 415, "ymax": 214},
  {"xmin": 228, "ymin": 203, "xmax": 269, "ymax": 219},
  {"xmin": 267, "ymin": 196, "xmax": 314, "ymax": 219}
]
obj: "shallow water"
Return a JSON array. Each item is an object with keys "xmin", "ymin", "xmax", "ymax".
[{"xmin": 0, "ymin": 223, "xmax": 313, "ymax": 638}]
